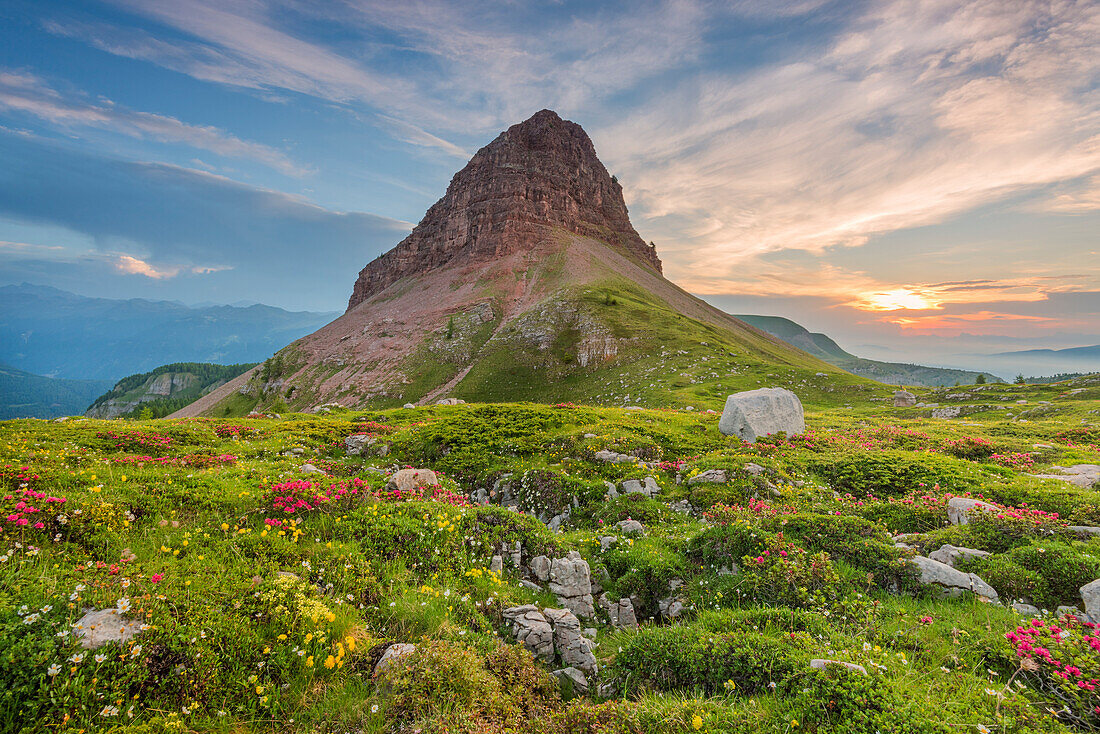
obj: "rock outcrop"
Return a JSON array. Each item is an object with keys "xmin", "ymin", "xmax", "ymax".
[
  {"xmin": 348, "ymin": 110, "xmax": 660, "ymax": 311},
  {"xmin": 911, "ymin": 556, "xmax": 999, "ymax": 601},
  {"xmin": 548, "ymin": 550, "xmax": 595, "ymax": 618}
]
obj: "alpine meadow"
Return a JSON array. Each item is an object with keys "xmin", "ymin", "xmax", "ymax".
[{"xmin": 1, "ymin": 2, "xmax": 1099, "ymax": 734}]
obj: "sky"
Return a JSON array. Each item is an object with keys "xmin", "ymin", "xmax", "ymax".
[{"xmin": 0, "ymin": 0, "xmax": 1098, "ymax": 372}]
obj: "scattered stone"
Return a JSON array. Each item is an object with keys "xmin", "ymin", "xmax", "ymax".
[
  {"xmin": 373, "ymin": 643, "xmax": 417, "ymax": 676},
  {"xmin": 1032, "ymin": 465, "xmax": 1100, "ymax": 488},
  {"xmin": 911, "ymin": 556, "xmax": 999, "ymax": 601},
  {"xmin": 743, "ymin": 463, "xmax": 765, "ymax": 476},
  {"xmin": 299, "ymin": 463, "xmax": 325, "ymax": 474},
  {"xmin": 893, "ymin": 390, "xmax": 918, "ymax": 407},
  {"xmin": 520, "ymin": 580, "xmax": 542, "ymax": 592},
  {"xmin": 810, "ymin": 659, "xmax": 867, "ymax": 675},
  {"xmin": 718, "ymin": 387, "xmax": 805, "ymax": 442},
  {"xmin": 73, "ymin": 608, "xmax": 142, "ymax": 650},
  {"xmin": 344, "ymin": 433, "xmax": 374, "ymax": 455},
  {"xmin": 932, "ymin": 406, "xmax": 962, "ymax": 419},
  {"xmin": 928, "ymin": 544, "xmax": 991, "ymax": 568},
  {"xmin": 1069, "ymin": 526, "xmax": 1100, "ymax": 537},
  {"xmin": 490, "ymin": 555, "xmax": 504, "ymax": 574},
  {"xmin": 669, "ymin": 500, "xmax": 693, "ymax": 514},
  {"xmin": 503, "ymin": 605, "xmax": 555, "ymax": 660},
  {"xmin": 584, "ymin": 433, "xmax": 597, "ymax": 438},
  {"xmin": 1012, "ymin": 602, "xmax": 1040, "ymax": 615},
  {"xmin": 1057, "ymin": 605, "xmax": 1089, "ymax": 620},
  {"xmin": 688, "ymin": 469, "xmax": 727, "ymax": 485},
  {"xmin": 658, "ymin": 597, "xmax": 684, "ymax": 619},
  {"xmin": 594, "ymin": 450, "xmax": 637, "ymax": 464},
  {"xmin": 599, "ymin": 536, "xmax": 617, "ymax": 552},
  {"xmin": 529, "ymin": 555, "xmax": 551, "ymax": 583},
  {"xmin": 617, "ymin": 519, "xmax": 645, "ymax": 535},
  {"xmin": 598, "ymin": 594, "xmax": 638, "ymax": 629},
  {"xmin": 549, "ymin": 551, "xmax": 595, "ymax": 618},
  {"xmin": 388, "ymin": 468, "xmax": 439, "ymax": 492},
  {"xmin": 403, "ymin": 403, "xmax": 416, "ymax": 409},
  {"xmin": 543, "ymin": 607, "xmax": 597, "ymax": 673},
  {"xmin": 435, "ymin": 397, "xmax": 466, "ymax": 405},
  {"xmin": 552, "ymin": 666, "xmax": 589, "ymax": 694},
  {"xmin": 947, "ymin": 497, "xmax": 999, "ymax": 526}
]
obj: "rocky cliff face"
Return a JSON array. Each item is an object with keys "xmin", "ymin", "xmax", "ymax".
[{"xmin": 347, "ymin": 109, "xmax": 660, "ymax": 311}]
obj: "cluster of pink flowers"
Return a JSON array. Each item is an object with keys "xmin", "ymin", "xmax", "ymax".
[
  {"xmin": 3, "ymin": 487, "xmax": 66, "ymax": 529},
  {"xmin": 112, "ymin": 454, "xmax": 237, "ymax": 468},
  {"xmin": 1, "ymin": 464, "xmax": 39, "ymax": 488},
  {"xmin": 990, "ymin": 452, "xmax": 1037, "ymax": 470},
  {"xmin": 96, "ymin": 430, "xmax": 174, "ymax": 452},
  {"xmin": 1008, "ymin": 617, "xmax": 1100, "ymax": 701},
  {"xmin": 704, "ymin": 498, "xmax": 795, "ymax": 523},
  {"xmin": 268, "ymin": 478, "xmax": 368, "ymax": 514},
  {"xmin": 654, "ymin": 457, "xmax": 697, "ymax": 473}
]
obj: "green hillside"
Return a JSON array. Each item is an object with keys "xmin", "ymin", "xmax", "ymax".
[
  {"xmin": 86, "ymin": 362, "xmax": 257, "ymax": 419},
  {"xmin": 0, "ymin": 363, "xmax": 113, "ymax": 419}
]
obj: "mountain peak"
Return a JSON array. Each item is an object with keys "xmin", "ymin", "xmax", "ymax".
[{"xmin": 347, "ymin": 111, "xmax": 660, "ymax": 311}]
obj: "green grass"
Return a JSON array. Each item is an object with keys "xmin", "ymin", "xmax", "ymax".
[{"xmin": 0, "ymin": 374, "xmax": 1098, "ymax": 731}]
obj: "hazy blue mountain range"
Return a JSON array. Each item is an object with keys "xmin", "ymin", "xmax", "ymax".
[
  {"xmin": 0, "ymin": 284, "xmax": 338, "ymax": 381},
  {"xmin": 0, "ymin": 362, "xmax": 113, "ymax": 420},
  {"xmin": 734, "ymin": 314, "xmax": 998, "ymax": 386}
]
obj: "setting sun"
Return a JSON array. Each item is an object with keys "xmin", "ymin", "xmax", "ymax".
[{"xmin": 855, "ymin": 288, "xmax": 938, "ymax": 311}]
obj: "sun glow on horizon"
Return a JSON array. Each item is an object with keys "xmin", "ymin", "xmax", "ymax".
[{"xmin": 852, "ymin": 288, "xmax": 939, "ymax": 312}]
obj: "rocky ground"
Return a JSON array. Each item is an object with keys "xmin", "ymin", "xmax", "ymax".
[{"xmin": 2, "ymin": 374, "xmax": 1100, "ymax": 732}]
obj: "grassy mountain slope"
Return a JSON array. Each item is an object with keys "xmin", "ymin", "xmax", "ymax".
[
  {"xmin": 184, "ymin": 233, "xmax": 872, "ymax": 418},
  {"xmin": 0, "ymin": 363, "xmax": 113, "ymax": 419},
  {"xmin": 85, "ymin": 362, "xmax": 257, "ymax": 419},
  {"xmin": 735, "ymin": 314, "xmax": 996, "ymax": 386}
]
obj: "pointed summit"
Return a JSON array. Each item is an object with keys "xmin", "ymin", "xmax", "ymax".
[{"xmin": 347, "ymin": 110, "xmax": 660, "ymax": 310}]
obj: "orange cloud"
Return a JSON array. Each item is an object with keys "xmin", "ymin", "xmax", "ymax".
[
  {"xmin": 114, "ymin": 255, "xmax": 179, "ymax": 279},
  {"xmin": 883, "ymin": 310, "xmax": 1057, "ymax": 335}
]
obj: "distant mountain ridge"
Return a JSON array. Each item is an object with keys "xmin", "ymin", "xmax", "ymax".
[
  {"xmin": 995, "ymin": 345, "xmax": 1100, "ymax": 358},
  {"xmin": 0, "ymin": 363, "xmax": 113, "ymax": 419},
  {"xmin": 0, "ymin": 284, "xmax": 338, "ymax": 381},
  {"xmin": 734, "ymin": 314, "xmax": 997, "ymax": 386}
]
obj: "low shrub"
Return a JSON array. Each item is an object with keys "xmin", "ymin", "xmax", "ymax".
[
  {"xmin": 764, "ymin": 513, "xmax": 918, "ymax": 591},
  {"xmin": 959, "ymin": 541, "xmax": 1100, "ymax": 608},
  {"xmin": 739, "ymin": 534, "xmax": 840, "ymax": 609},
  {"xmin": 808, "ymin": 450, "xmax": 981, "ymax": 497},
  {"xmin": 784, "ymin": 666, "xmax": 951, "ymax": 733},
  {"xmin": 613, "ymin": 625, "xmax": 802, "ymax": 695},
  {"xmin": 687, "ymin": 524, "xmax": 769, "ymax": 572},
  {"xmin": 602, "ymin": 538, "xmax": 687, "ymax": 619}
]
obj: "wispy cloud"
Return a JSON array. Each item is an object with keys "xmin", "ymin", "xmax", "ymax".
[
  {"xmin": 0, "ymin": 69, "xmax": 308, "ymax": 176},
  {"xmin": 114, "ymin": 254, "xmax": 178, "ymax": 278},
  {"xmin": 595, "ymin": 0, "xmax": 1100, "ymax": 284}
]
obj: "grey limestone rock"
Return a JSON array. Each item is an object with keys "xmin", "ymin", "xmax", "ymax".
[{"xmin": 718, "ymin": 387, "xmax": 805, "ymax": 442}]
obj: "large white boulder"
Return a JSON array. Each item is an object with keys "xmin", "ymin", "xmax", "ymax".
[
  {"xmin": 718, "ymin": 388, "xmax": 805, "ymax": 442},
  {"xmin": 1081, "ymin": 579, "xmax": 1100, "ymax": 620}
]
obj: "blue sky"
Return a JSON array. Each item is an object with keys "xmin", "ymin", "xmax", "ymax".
[{"xmin": 0, "ymin": 0, "xmax": 1098, "ymax": 365}]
